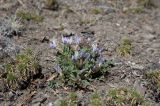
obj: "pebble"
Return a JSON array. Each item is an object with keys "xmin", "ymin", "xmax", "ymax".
[
  {"xmin": 32, "ymin": 102, "xmax": 41, "ymax": 106},
  {"xmin": 48, "ymin": 102, "xmax": 54, "ymax": 106},
  {"xmin": 141, "ymin": 33, "xmax": 155, "ymax": 40},
  {"xmin": 32, "ymin": 97, "xmax": 47, "ymax": 104},
  {"xmin": 143, "ymin": 25, "xmax": 154, "ymax": 34}
]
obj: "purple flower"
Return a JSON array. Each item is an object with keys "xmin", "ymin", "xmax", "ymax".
[
  {"xmin": 50, "ymin": 39, "xmax": 56, "ymax": 49},
  {"xmin": 91, "ymin": 43, "xmax": 104, "ymax": 53},
  {"xmin": 97, "ymin": 48, "xmax": 104, "ymax": 53},
  {"xmin": 62, "ymin": 36, "xmax": 73, "ymax": 44},
  {"xmin": 68, "ymin": 37, "xmax": 73, "ymax": 44},
  {"xmin": 92, "ymin": 43, "xmax": 98, "ymax": 52},
  {"xmin": 97, "ymin": 57, "xmax": 105, "ymax": 67},
  {"xmin": 74, "ymin": 35, "xmax": 81, "ymax": 44},
  {"xmin": 62, "ymin": 36, "xmax": 67, "ymax": 44}
]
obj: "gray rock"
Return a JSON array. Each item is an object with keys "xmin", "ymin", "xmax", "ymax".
[
  {"xmin": 32, "ymin": 97, "xmax": 47, "ymax": 104},
  {"xmin": 143, "ymin": 25, "xmax": 155, "ymax": 34},
  {"xmin": 32, "ymin": 102, "xmax": 41, "ymax": 106},
  {"xmin": 48, "ymin": 102, "xmax": 54, "ymax": 106},
  {"xmin": 141, "ymin": 33, "xmax": 155, "ymax": 40}
]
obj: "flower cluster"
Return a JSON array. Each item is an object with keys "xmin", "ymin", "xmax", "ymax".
[
  {"xmin": 49, "ymin": 34, "xmax": 114, "ymax": 89},
  {"xmin": 62, "ymin": 35, "xmax": 81, "ymax": 45}
]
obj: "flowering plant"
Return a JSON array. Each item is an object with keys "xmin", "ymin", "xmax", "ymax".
[{"xmin": 49, "ymin": 35, "xmax": 114, "ymax": 89}]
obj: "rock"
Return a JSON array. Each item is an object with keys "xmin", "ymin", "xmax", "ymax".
[
  {"xmin": 48, "ymin": 102, "xmax": 54, "ymax": 106},
  {"xmin": 32, "ymin": 97, "xmax": 47, "ymax": 104},
  {"xmin": 141, "ymin": 33, "xmax": 155, "ymax": 40},
  {"xmin": 143, "ymin": 25, "xmax": 155, "ymax": 34},
  {"xmin": 98, "ymin": 5, "xmax": 115, "ymax": 14},
  {"xmin": 32, "ymin": 102, "xmax": 41, "ymax": 106},
  {"xmin": 151, "ymin": 43, "xmax": 160, "ymax": 48}
]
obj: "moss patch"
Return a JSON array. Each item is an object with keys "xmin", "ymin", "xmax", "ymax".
[
  {"xmin": 16, "ymin": 11, "xmax": 44, "ymax": 22},
  {"xmin": 4, "ymin": 49, "xmax": 41, "ymax": 90},
  {"xmin": 106, "ymin": 88, "xmax": 149, "ymax": 106},
  {"xmin": 117, "ymin": 38, "xmax": 132, "ymax": 56},
  {"xmin": 147, "ymin": 70, "xmax": 160, "ymax": 90}
]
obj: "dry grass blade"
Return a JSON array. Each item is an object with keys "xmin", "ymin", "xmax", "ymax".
[{"xmin": 47, "ymin": 74, "xmax": 57, "ymax": 82}]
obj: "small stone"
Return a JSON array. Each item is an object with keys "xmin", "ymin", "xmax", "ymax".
[
  {"xmin": 143, "ymin": 25, "xmax": 154, "ymax": 34},
  {"xmin": 32, "ymin": 102, "xmax": 41, "ymax": 106},
  {"xmin": 48, "ymin": 102, "xmax": 54, "ymax": 106},
  {"xmin": 104, "ymin": 8, "xmax": 115, "ymax": 14},
  {"xmin": 101, "ymin": 7, "xmax": 115, "ymax": 14},
  {"xmin": 141, "ymin": 34, "xmax": 155, "ymax": 40},
  {"xmin": 32, "ymin": 97, "xmax": 47, "ymax": 104},
  {"xmin": 116, "ymin": 23, "xmax": 120, "ymax": 26}
]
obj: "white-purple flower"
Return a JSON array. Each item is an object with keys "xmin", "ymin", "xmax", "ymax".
[
  {"xmin": 50, "ymin": 39, "xmax": 56, "ymax": 49},
  {"xmin": 74, "ymin": 35, "xmax": 81, "ymax": 44},
  {"xmin": 91, "ymin": 43, "xmax": 104, "ymax": 53},
  {"xmin": 97, "ymin": 57, "xmax": 105, "ymax": 67},
  {"xmin": 92, "ymin": 43, "xmax": 98, "ymax": 52},
  {"xmin": 68, "ymin": 37, "xmax": 73, "ymax": 44},
  {"xmin": 97, "ymin": 48, "xmax": 104, "ymax": 53},
  {"xmin": 62, "ymin": 36, "xmax": 73, "ymax": 44}
]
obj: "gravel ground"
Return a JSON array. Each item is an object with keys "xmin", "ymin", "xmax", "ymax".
[{"xmin": 0, "ymin": 0, "xmax": 160, "ymax": 106}]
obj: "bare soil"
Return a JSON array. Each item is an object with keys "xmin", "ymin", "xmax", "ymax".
[{"xmin": 0, "ymin": 0, "xmax": 160, "ymax": 106}]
